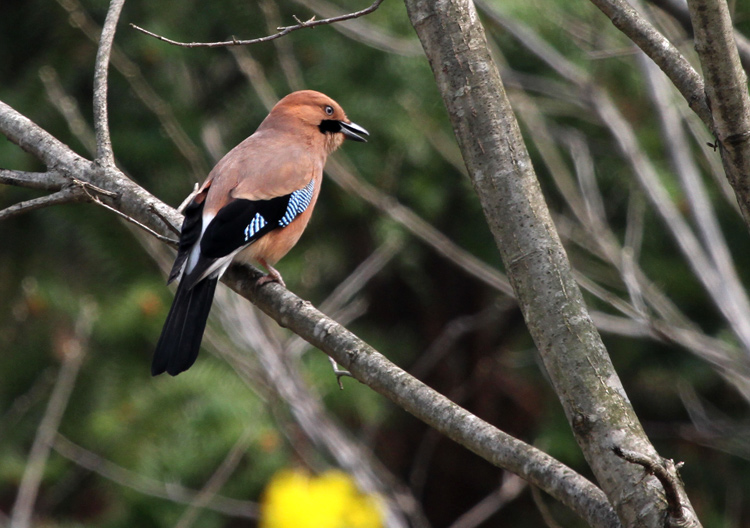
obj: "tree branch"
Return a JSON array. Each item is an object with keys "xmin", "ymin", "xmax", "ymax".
[
  {"xmin": 478, "ymin": 0, "xmax": 711, "ymax": 127},
  {"xmin": 613, "ymin": 447, "xmax": 696, "ymax": 528},
  {"xmin": 9, "ymin": 303, "xmax": 93, "ymax": 528},
  {"xmin": 92, "ymin": 0, "xmax": 126, "ymax": 167},
  {"xmin": 402, "ymin": 0, "xmax": 699, "ymax": 526},
  {"xmin": 56, "ymin": 0, "xmax": 210, "ymax": 180},
  {"xmin": 647, "ymin": 0, "xmax": 750, "ymax": 71},
  {"xmin": 0, "ymin": 169, "xmax": 67, "ymax": 190},
  {"xmin": 0, "ymin": 187, "xmax": 87, "ymax": 221},
  {"xmin": 53, "ymin": 434, "xmax": 259, "ymax": 519},
  {"xmin": 222, "ymin": 264, "xmax": 620, "ymax": 528},
  {"xmin": 129, "ymin": 0, "xmax": 384, "ymax": 48},
  {"xmin": 0, "ymin": 96, "xmax": 617, "ymax": 527},
  {"xmin": 686, "ymin": 0, "xmax": 750, "ymax": 230}
]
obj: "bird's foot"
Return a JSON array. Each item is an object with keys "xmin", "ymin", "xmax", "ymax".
[{"xmin": 257, "ymin": 261, "xmax": 286, "ymax": 287}]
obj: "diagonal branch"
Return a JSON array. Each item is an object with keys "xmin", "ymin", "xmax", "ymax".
[
  {"xmin": 222, "ymin": 264, "xmax": 620, "ymax": 528},
  {"xmin": 613, "ymin": 447, "xmax": 693, "ymax": 528},
  {"xmin": 0, "ymin": 186, "xmax": 88, "ymax": 221},
  {"xmin": 130, "ymin": 0, "xmax": 384, "ymax": 48},
  {"xmin": 53, "ymin": 434, "xmax": 259, "ymax": 519},
  {"xmin": 647, "ymin": 0, "xmax": 750, "ymax": 71},
  {"xmin": 56, "ymin": 0, "xmax": 210, "ymax": 179},
  {"xmin": 686, "ymin": 0, "xmax": 750, "ymax": 229},
  {"xmin": 590, "ymin": 0, "xmax": 710, "ymax": 125},
  {"xmin": 9, "ymin": 303, "xmax": 94, "ymax": 528},
  {"xmin": 0, "ymin": 96, "xmax": 617, "ymax": 528}
]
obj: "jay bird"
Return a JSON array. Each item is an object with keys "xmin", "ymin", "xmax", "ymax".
[{"xmin": 152, "ymin": 90, "xmax": 368, "ymax": 376}]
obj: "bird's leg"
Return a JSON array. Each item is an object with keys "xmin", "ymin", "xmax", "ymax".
[{"xmin": 256, "ymin": 259, "xmax": 286, "ymax": 287}]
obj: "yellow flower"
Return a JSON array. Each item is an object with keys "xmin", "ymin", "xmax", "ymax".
[{"xmin": 260, "ymin": 468, "xmax": 383, "ymax": 528}]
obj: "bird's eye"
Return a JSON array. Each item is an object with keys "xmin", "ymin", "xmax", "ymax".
[{"xmin": 324, "ymin": 105, "xmax": 334, "ymax": 116}]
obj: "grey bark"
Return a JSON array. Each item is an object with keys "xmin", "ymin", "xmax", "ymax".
[
  {"xmin": 401, "ymin": 0, "xmax": 701, "ymax": 527},
  {"xmin": 686, "ymin": 0, "xmax": 750, "ymax": 231}
]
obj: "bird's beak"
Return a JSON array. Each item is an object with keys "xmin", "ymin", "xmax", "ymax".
[{"xmin": 339, "ymin": 121, "xmax": 369, "ymax": 142}]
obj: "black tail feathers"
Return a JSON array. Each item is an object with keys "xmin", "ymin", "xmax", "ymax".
[{"xmin": 152, "ymin": 277, "xmax": 219, "ymax": 376}]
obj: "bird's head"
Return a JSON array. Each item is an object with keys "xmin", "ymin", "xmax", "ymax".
[{"xmin": 267, "ymin": 90, "xmax": 369, "ymax": 153}]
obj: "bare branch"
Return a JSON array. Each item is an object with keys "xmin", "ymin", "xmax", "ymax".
[
  {"xmin": 0, "ymin": 169, "xmax": 67, "ymax": 190},
  {"xmin": 291, "ymin": 0, "xmax": 422, "ymax": 56},
  {"xmin": 613, "ymin": 447, "xmax": 698, "ymax": 528},
  {"xmin": 686, "ymin": 0, "xmax": 750, "ymax": 229},
  {"xmin": 53, "ymin": 434, "xmax": 259, "ymax": 519},
  {"xmin": 10, "ymin": 303, "xmax": 94, "ymax": 528},
  {"xmin": 647, "ymin": 0, "xmax": 750, "ymax": 71},
  {"xmin": 92, "ymin": 0, "xmax": 126, "ymax": 167},
  {"xmin": 39, "ymin": 65, "xmax": 97, "ymax": 157},
  {"xmin": 129, "ymin": 0, "xmax": 385, "ymax": 48},
  {"xmin": 0, "ymin": 186, "xmax": 87, "ymax": 222},
  {"xmin": 585, "ymin": 0, "xmax": 712, "ymax": 125},
  {"xmin": 174, "ymin": 428, "xmax": 255, "ymax": 528},
  {"xmin": 447, "ymin": 473, "xmax": 526, "ymax": 528},
  {"xmin": 224, "ymin": 263, "xmax": 619, "ymax": 528},
  {"xmin": 56, "ymin": 0, "xmax": 210, "ymax": 179}
]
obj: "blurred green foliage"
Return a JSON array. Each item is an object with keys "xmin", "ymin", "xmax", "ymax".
[{"xmin": 2, "ymin": 0, "xmax": 750, "ymax": 526}]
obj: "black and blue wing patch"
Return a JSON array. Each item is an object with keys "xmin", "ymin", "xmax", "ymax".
[
  {"xmin": 200, "ymin": 179, "xmax": 315, "ymax": 260},
  {"xmin": 279, "ymin": 178, "xmax": 315, "ymax": 227}
]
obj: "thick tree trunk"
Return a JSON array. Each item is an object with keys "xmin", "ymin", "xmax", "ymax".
[{"xmin": 402, "ymin": 1, "xmax": 700, "ymax": 526}]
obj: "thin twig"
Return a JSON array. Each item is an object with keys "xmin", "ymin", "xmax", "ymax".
[
  {"xmin": 92, "ymin": 0, "xmax": 126, "ymax": 167},
  {"xmin": 89, "ymin": 194, "xmax": 179, "ymax": 247},
  {"xmin": 129, "ymin": 0, "xmax": 385, "ymax": 48},
  {"xmin": 290, "ymin": 0, "xmax": 421, "ymax": 56},
  {"xmin": 72, "ymin": 177, "xmax": 178, "ymax": 245},
  {"xmin": 39, "ymin": 65, "xmax": 97, "ymax": 156},
  {"xmin": 9, "ymin": 303, "xmax": 94, "ymax": 528},
  {"xmin": 174, "ymin": 428, "xmax": 255, "ymax": 528},
  {"xmin": 56, "ymin": 0, "xmax": 210, "ymax": 180},
  {"xmin": 0, "ymin": 187, "xmax": 87, "ymax": 222},
  {"xmin": 613, "ymin": 447, "xmax": 692, "ymax": 526},
  {"xmin": 530, "ymin": 485, "xmax": 564, "ymax": 528},
  {"xmin": 52, "ymin": 434, "xmax": 259, "ymax": 519},
  {"xmin": 447, "ymin": 473, "xmax": 526, "ymax": 528}
]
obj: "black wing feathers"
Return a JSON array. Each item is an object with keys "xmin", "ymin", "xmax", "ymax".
[
  {"xmin": 200, "ymin": 194, "xmax": 291, "ymax": 259},
  {"xmin": 153, "ymin": 188, "xmax": 299, "ymax": 376},
  {"xmin": 152, "ymin": 275, "xmax": 218, "ymax": 376},
  {"xmin": 168, "ymin": 193, "xmax": 207, "ymax": 284}
]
